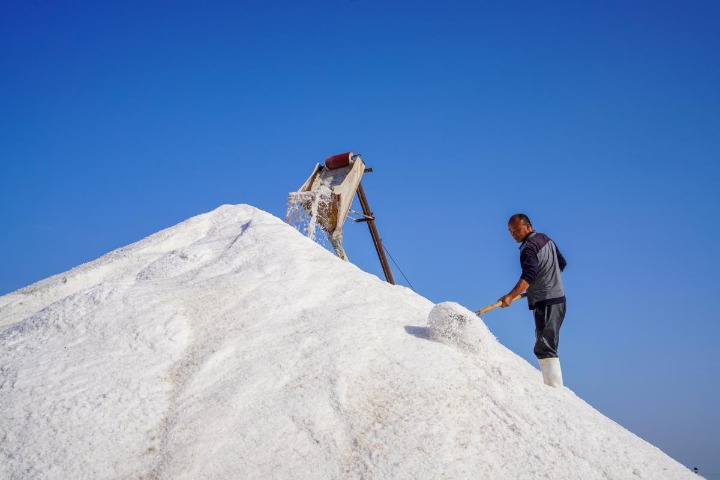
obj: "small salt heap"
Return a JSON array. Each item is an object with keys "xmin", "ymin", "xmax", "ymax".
[{"xmin": 427, "ymin": 301, "xmax": 496, "ymax": 353}]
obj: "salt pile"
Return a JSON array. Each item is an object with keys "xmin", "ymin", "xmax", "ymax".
[
  {"xmin": 427, "ymin": 301, "xmax": 495, "ymax": 353},
  {"xmin": 0, "ymin": 204, "xmax": 697, "ymax": 479}
]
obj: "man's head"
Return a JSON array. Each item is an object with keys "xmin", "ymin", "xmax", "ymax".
[{"xmin": 507, "ymin": 213, "xmax": 533, "ymax": 243}]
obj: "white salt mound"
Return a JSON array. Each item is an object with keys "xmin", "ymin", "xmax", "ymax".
[
  {"xmin": 0, "ymin": 204, "xmax": 699, "ymax": 480},
  {"xmin": 427, "ymin": 301, "xmax": 496, "ymax": 352}
]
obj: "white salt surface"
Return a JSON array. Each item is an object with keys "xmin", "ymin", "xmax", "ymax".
[{"xmin": 0, "ymin": 204, "xmax": 696, "ymax": 479}]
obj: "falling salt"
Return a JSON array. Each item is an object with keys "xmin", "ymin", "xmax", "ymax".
[
  {"xmin": 285, "ymin": 185, "xmax": 332, "ymax": 248},
  {"xmin": 285, "ymin": 163, "xmax": 356, "ymax": 252}
]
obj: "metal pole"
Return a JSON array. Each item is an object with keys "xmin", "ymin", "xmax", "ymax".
[{"xmin": 356, "ymin": 182, "xmax": 395, "ymax": 285}]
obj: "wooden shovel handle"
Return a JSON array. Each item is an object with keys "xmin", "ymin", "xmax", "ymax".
[{"xmin": 475, "ymin": 293, "xmax": 527, "ymax": 316}]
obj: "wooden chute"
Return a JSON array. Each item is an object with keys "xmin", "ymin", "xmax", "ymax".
[
  {"xmin": 286, "ymin": 152, "xmax": 395, "ymax": 284},
  {"xmin": 290, "ymin": 153, "xmax": 365, "ymax": 260}
]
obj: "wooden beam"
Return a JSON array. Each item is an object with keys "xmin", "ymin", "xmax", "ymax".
[{"xmin": 356, "ymin": 182, "xmax": 395, "ymax": 285}]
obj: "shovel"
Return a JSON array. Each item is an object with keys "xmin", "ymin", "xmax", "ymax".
[{"xmin": 475, "ymin": 293, "xmax": 527, "ymax": 316}]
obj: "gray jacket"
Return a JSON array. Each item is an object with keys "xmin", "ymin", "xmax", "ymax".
[{"xmin": 519, "ymin": 232, "xmax": 567, "ymax": 309}]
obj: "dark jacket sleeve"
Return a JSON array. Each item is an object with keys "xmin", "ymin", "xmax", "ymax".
[
  {"xmin": 556, "ymin": 244, "xmax": 567, "ymax": 272},
  {"xmin": 520, "ymin": 244, "xmax": 539, "ymax": 284}
]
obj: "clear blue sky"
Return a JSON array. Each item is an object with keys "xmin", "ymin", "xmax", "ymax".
[{"xmin": 2, "ymin": 0, "xmax": 718, "ymax": 475}]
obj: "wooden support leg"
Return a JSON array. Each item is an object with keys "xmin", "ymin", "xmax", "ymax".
[{"xmin": 356, "ymin": 182, "xmax": 395, "ymax": 285}]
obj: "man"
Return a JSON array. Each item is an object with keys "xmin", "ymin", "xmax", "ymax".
[{"xmin": 500, "ymin": 214, "xmax": 567, "ymax": 387}]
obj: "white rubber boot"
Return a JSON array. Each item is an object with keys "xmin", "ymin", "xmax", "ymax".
[{"xmin": 539, "ymin": 357, "xmax": 563, "ymax": 387}]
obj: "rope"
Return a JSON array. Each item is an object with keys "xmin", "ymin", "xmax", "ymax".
[{"xmin": 382, "ymin": 243, "xmax": 416, "ymax": 292}]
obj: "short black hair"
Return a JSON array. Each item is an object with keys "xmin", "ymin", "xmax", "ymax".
[{"xmin": 508, "ymin": 213, "xmax": 532, "ymax": 226}]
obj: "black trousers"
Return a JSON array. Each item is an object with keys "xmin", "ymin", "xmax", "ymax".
[{"xmin": 533, "ymin": 302, "xmax": 566, "ymax": 359}]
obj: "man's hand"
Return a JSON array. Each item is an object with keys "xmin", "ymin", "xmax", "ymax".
[
  {"xmin": 499, "ymin": 294, "xmax": 515, "ymax": 308},
  {"xmin": 500, "ymin": 279, "xmax": 530, "ymax": 308}
]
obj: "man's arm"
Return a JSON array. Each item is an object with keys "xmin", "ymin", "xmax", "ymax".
[
  {"xmin": 499, "ymin": 278, "xmax": 530, "ymax": 307},
  {"xmin": 556, "ymin": 244, "xmax": 567, "ymax": 272},
  {"xmin": 500, "ymin": 241, "xmax": 536, "ymax": 307}
]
